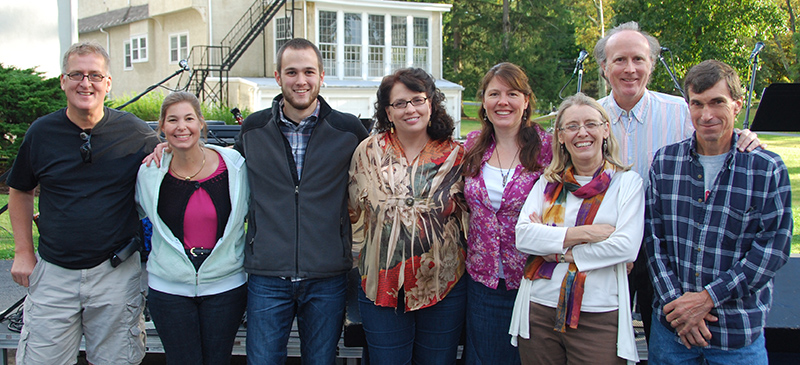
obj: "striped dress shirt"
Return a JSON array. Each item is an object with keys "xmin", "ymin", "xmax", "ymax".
[{"xmin": 599, "ymin": 90, "xmax": 693, "ymax": 181}]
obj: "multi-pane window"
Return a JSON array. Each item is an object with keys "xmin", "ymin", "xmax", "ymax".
[
  {"xmin": 123, "ymin": 41, "xmax": 132, "ymax": 70},
  {"xmin": 319, "ymin": 11, "xmax": 337, "ymax": 77},
  {"xmin": 368, "ymin": 15, "xmax": 385, "ymax": 77},
  {"xmin": 391, "ymin": 16, "xmax": 407, "ymax": 72},
  {"xmin": 344, "ymin": 13, "xmax": 362, "ymax": 77},
  {"xmin": 131, "ymin": 35, "xmax": 147, "ymax": 62},
  {"xmin": 412, "ymin": 17, "xmax": 428, "ymax": 69},
  {"xmin": 169, "ymin": 33, "xmax": 188, "ymax": 63},
  {"xmin": 275, "ymin": 17, "xmax": 292, "ymax": 53},
  {"xmin": 316, "ymin": 10, "xmax": 430, "ymax": 79}
]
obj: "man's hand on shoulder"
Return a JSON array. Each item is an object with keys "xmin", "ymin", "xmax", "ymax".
[
  {"xmin": 735, "ymin": 128, "xmax": 766, "ymax": 152},
  {"xmin": 11, "ymin": 250, "xmax": 37, "ymax": 287},
  {"xmin": 142, "ymin": 142, "xmax": 170, "ymax": 167},
  {"xmin": 664, "ymin": 290, "xmax": 718, "ymax": 348}
]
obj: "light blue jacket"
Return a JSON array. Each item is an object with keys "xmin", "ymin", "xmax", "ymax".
[{"xmin": 136, "ymin": 144, "xmax": 249, "ymax": 297}]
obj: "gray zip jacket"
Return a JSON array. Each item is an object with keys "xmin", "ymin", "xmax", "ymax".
[{"xmin": 235, "ymin": 95, "xmax": 368, "ymax": 278}]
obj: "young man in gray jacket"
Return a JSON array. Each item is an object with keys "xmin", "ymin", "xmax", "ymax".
[{"xmin": 235, "ymin": 38, "xmax": 368, "ymax": 364}]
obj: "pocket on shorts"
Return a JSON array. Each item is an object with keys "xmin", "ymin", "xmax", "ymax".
[
  {"xmin": 125, "ymin": 292, "xmax": 147, "ymax": 363},
  {"xmin": 16, "ymin": 323, "xmax": 31, "ymax": 362}
]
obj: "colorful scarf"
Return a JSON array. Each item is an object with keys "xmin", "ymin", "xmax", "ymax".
[{"xmin": 522, "ymin": 161, "xmax": 616, "ymax": 332}]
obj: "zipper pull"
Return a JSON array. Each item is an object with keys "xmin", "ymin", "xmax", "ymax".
[{"xmin": 295, "ymin": 185, "xmax": 299, "ymax": 194}]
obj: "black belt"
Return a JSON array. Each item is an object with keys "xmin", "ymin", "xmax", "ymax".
[{"xmin": 185, "ymin": 247, "xmax": 213, "ymax": 271}]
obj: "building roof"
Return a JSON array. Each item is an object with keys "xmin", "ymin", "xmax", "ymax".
[{"xmin": 78, "ymin": 5, "xmax": 149, "ymax": 33}]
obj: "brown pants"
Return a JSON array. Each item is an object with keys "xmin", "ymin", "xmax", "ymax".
[{"xmin": 518, "ymin": 302, "xmax": 625, "ymax": 365}]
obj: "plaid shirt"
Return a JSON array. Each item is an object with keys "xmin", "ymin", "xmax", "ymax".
[
  {"xmin": 278, "ymin": 100, "xmax": 321, "ymax": 180},
  {"xmin": 645, "ymin": 133, "xmax": 792, "ymax": 350}
]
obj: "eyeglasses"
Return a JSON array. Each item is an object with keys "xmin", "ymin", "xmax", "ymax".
[
  {"xmin": 558, "ymin": 121, "xmax": 605, "ymax": 133},
  {"xmin": 80, "ymin": 131, "xmax": 92, "ymax": 163},
  {"xmin": 389, "ymin": 97, "xmax": 428, "ymax": 109},
  {"xmin": 64, "ymin": 72, "xmax": 107, "ymax": 83}
]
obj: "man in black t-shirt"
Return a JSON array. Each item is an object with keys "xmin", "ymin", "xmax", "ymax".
[{"xmin": 6, "ymin": 42, "xmax": 159, "ymax": 364}]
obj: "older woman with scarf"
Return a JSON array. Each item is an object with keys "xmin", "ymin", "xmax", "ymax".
[
  {"xmin": 509, "ymin": 93, "xmax": 643, "ymax": 364},
  {"xmin": 462, "ymin": 62, "xmax": 552, "ymax": 364},
  {"xmin": 349, "ymin": 67, "xmax": 467, "ymax": 364}
]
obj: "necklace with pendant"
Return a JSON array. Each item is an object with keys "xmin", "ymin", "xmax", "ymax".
[
  {"xmin": 495, "ymin": 145, "xmax": 520, "ymax": 188},
  {"xmin": 170, "ymin": 146, "xmax": 206, "ymax": 181}
]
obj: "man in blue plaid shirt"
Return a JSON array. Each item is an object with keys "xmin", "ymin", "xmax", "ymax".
[{"xmin": 645, "ymin": 59, "xmax": 792, "ymax": 364}]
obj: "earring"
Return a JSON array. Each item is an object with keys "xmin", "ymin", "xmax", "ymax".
[
  {"xmin": 603, "ymin": 138, "xmax": 608, "ymax": 154},
  {"xmin": 561, "ymin": 143, "xmax": 568, "ymax": 154},
  {"xmin": 428, "ymin": 119, "xmax": 432, "ymax": 127},
  {"xmin": 390, "ymin": 122, "xmax": 395, "ymax": 134},
  {"xmin": 522, "ymin": 110, "xmax": 528, "ymax": 122}
]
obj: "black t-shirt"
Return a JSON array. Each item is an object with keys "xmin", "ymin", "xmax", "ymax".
[{"xmin": 6, "ymin": 107, "xmax": 159, "ymax": 269}]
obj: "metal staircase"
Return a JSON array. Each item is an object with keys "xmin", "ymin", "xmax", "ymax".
[{"xmin": 188, "ymin": 0, "xmax": 290, "ymax": 106}]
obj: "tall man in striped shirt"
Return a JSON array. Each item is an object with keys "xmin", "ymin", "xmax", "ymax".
[
  {"xmin": 645, "ymin": 59, "xmax": 791, "ymax": 364},
  {"xmin": 593, "ymin": 21, "xmax": 761, "ymax": 340}
]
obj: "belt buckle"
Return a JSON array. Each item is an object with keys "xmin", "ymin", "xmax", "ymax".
[{"xmin": 190, "ymin": 247, "xmax": 199, "ymax": 257}]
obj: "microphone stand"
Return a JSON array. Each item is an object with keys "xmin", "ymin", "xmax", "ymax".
[
  {"xmin": 743, "ymin": 54, "xmax": 760, "ymax": 130},
  {"xmin": 658, "ymin": 51, "xmax": 686, "ymax": 100},
  {"xmin": 576, "ymin": 59, "xmax": 585, "ymax": 93},
  {"xmin": 116, "ymin": 61, "xmax": 190, "ymax": 110}
]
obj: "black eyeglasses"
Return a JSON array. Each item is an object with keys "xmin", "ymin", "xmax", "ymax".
[
  {"xmin": 389, "ymin": 97, "xmax": 428, "ymax": 109},
  {"xmin": 80, "ymin": 130, "xmax": 92, "ymax": 163},
  {"xmin": 64, "ymin": 72, "xmax": 107, "ymax": 83}
]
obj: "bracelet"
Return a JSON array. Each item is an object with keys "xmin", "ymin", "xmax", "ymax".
[{"xmin": 559, "ymin": 254, "xmax": 566, "ymax": 263}]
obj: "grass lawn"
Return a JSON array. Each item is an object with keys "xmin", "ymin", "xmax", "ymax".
[{"xmin": 0, "ymin": 193, "xmax": 40, "ymax": 260}]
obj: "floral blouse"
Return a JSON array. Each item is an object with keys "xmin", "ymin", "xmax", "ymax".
[
  {"xmin": 464, "ymin": 126, "xmax": 552, "ymax": 290},
  {"xmin": 349, "ymin": 132, "xmax": 468, "ymax": 311}
]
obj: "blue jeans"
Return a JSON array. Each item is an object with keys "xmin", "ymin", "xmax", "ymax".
[
  {"xmin": 358, "ymin": 277, "xmax": 466, "ymax": 365},
  {"xmin": 649, "ymin": 313, "xmax": 768, "ymax": 365},
  {"xmin": 246, "ymin": 274, "xmax": 347, "ymax": 365},
  {"xmin": 464, "ymin": 274, "xmax": 520, "ymax": 365},
  {"xmin": 147, "ymin": 284, "xmax": 247, "ymax": 365}
]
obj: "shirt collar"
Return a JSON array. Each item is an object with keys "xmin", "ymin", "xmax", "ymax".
[
  {"xmin": 689, "ymin": 131, "xmax": 738, "ymax": 168},
  {"xmin": 608, "ymin": 89, "xmax": 651, "ymax": 126},
  {"xmin": 278, "ymin": 99, "xmax": 321, "ymax": 128}
]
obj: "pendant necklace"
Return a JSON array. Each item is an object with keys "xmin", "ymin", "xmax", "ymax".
[
  {"xmin": 495, "ymin": 146, "xmax": 519, "ymax": 188},
  {"xmin": 171, "ymin": 146, "xmax": 206, "ymax": 181}
]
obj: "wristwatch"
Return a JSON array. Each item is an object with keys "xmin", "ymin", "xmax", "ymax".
[{"xmin": 559, "ymin": 254, "xmax": 566, "ymax": 263}]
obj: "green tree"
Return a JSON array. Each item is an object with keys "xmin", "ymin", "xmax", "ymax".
[
  {"xmin": 612, "ymin": 0, "xmax": 787, "ymax": 95},
  {"xmin": 0, "ymin": 64, "xmax": 66, "ymax": 171}
]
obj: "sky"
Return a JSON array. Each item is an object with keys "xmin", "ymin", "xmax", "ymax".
[{"xmin": 0, "ymin": 0, "xmax": 62, "ymax": 78}]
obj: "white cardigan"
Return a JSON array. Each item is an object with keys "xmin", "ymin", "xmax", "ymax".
[{"xmin": 509, "ymin": 170, "xmax": 643, "ymax": 363}]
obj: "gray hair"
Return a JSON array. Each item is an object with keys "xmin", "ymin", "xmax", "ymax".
[
  {"xmin": 593, "ymin": 21, "xmax": 660, "ymax": 80},
  {"xmin": 61, "ymin": 41, "xmax": 111, "ymax": 76}
]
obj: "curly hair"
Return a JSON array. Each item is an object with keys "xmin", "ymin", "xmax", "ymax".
[
  {"xmin": 373, "ymin": 68, "xmax": 455, "ymax": 142},
  {"xmin": 462, "ymin": 62, "xmax": 544, "ymax": 177}
]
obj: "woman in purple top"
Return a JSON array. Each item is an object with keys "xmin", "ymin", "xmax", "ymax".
[{"xmin": 462, "ymin": 62, "xmax": 553, "ymax": 364}]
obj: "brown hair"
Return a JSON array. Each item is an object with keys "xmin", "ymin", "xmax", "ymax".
[
  {"xmin": 683, "ymin": 59, "xmax": 743, "ymax": 102},
  {"xmin": 158, "ymin": 91, "xmax": 208, "ymax": 142},
  {"xmin": 462, "ymin": 62, "xmax": 543, "ymax": 177},
  {"xmin": 276, "ymin": 38, "xmax": 324, "ymax": 73},
  {"xmin": 62, "ymin": 41, "xmax": 111, "ymax": 75},
  {"xmin": 373, "ymin": 68, "xmax": 454, "ymax": 142}
]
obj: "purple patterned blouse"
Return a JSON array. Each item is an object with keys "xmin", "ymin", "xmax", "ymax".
[{"xmin": 464, "ymin": 126, "xmax": 552, "ymax": 290}]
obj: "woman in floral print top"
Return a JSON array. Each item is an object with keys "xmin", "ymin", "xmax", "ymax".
[
  {"xmin": 348, "ymin": 68, "xmax": 468, "ymax": 363},
  {"xmin": 461, "ymin": 62, "xmax": 553, "ymax": 364}
]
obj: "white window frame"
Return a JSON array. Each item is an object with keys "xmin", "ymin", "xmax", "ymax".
[
  {"xmin": 123, "ymin": 40, "xmax": 133, "ymax": 70},
  {"xmin": 131, "ymin": 34, "xmax": 148, "ymax": 63},
  {"xmin": 274, "ymin": 17, "xmax": 292, "ymax": 54},
  {"xmin": 169, "ymin": 32, "xmax": 189, "ymax": 64},
  {"xmin": 316, "ymin": 9, "xmax": 432, "ymax": 80}
]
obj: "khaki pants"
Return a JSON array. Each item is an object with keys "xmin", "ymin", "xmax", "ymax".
[
  {"xmin": 17, "ymin": 252, "xmax": 146, "ymax": 365},
  {"xmin": 518, "ymin": 302, "xmax": 624, "ymax": 365}
]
